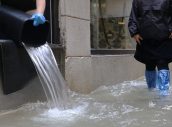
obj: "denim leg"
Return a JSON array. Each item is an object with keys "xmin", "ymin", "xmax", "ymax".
[{"xmin": 145, "ymin": 70, "xmax": 157, "ymax": 89}]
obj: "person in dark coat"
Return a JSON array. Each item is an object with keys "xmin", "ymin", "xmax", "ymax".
[
  {"xmin": 128, "ymin": 0, "xmax": 172, "ymax": 96},
  {"xmin": 0, "ymin": 0, "xmax": 46, "ymax": 38}
]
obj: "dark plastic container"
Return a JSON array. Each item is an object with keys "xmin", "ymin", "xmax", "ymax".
[
  {"xmin": 0, "ymin": 40, "xmax": 37, "ymax": 94},
  {"xmin": 0, "ymin": 5, "xmax": 49, "ymax": 46},
  {"xmin": 0, "ymin": 6, "xmax": 49, "ymax": 94}
]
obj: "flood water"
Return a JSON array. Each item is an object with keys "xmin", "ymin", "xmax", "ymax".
[
  {"xmin": 23, "ymin": 43, "xmax": 68, "ymax": 109},
  {"xmin": 0, "ymin": 77, "xmax": 172, "ymax": 127}
]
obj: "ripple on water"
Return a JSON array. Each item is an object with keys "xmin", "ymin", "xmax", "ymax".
[{"xmin": 0, "ymin": 77, "xmax": 172, "ymax": 127}]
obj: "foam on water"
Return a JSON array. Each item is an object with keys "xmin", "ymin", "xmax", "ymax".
[{"xmin": 0, "ymin": 77, "xmax": 172, "ymax": 126}]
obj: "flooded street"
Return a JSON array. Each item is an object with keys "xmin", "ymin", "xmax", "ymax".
[{"xmin": 0, "ymin": 77, "xmax": 172, "ymax": 127}]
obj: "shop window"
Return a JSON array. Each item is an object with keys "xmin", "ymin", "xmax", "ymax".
[{"xmin": 91, "ymin": 0, "xmax": 135, "ymax": 54}]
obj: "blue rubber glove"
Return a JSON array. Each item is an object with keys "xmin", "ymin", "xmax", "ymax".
[{"xmin": 31, "ymin": 13, "xmax": 46, "ymax": 26}]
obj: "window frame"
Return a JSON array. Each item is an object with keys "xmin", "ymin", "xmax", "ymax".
[{"xmin": 90, "ymin": 0, "xmax": 135, "ymax": 55}]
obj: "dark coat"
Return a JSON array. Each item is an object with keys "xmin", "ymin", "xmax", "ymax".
[
  {"xmin": 0, "ymin": 0, "xmax": 36, "ymax": 39},
  {"xmin": 128, "ymin": 0, "xmax": 172, "ymax": 64}
]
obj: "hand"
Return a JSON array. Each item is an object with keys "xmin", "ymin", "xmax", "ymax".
[
  {"xmin": 133, "ymin": 34, "xmax": 143, "ymax": 45},
  {"xmin": 31, "ymin": 13, "xmax": 46, "ymax": 26},
  {"xmin": 169, "ymin": 33, "xmax": 172, "ymax": 39}
]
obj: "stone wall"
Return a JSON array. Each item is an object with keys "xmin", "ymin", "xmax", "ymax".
[{"xmin": 59, "ymin": 0, "xmax": 145, "ymax": 94}]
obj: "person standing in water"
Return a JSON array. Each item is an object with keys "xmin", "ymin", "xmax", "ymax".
[{"xmin": 128, "ymin": 0, "xmax": 172, "ymax": 96}]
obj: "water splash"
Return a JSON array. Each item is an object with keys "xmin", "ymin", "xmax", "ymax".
[
  {"xmin": 1, "ymin": 78, "xmax": 172, "ymax": 127},
  {"xmin": 23, "ymin": 43, "xmax": 68, "ymax": 109}
]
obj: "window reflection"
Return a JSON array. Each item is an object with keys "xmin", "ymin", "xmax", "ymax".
[{"xmin": 91, "ymin": 0, "xmax": 135, "ymax": 50}]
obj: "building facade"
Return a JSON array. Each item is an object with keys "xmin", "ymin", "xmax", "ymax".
[{"xmin": 59, "ymin": 0, "xmax": 145, "ymax": 93}]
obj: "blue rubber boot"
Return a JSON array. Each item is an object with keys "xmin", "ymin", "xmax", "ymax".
[
  {"xmin": 145, "ymin": 70, "xmax": 157, "ymax": 89},
  {"xmin": 157, "ymin": 70, "xmax": 170, "ymax": 96}
]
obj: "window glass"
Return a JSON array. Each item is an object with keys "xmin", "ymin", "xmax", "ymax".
[{"xmin": 91, "ymin": 0, "xmax": 135, "ymax": 50}]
